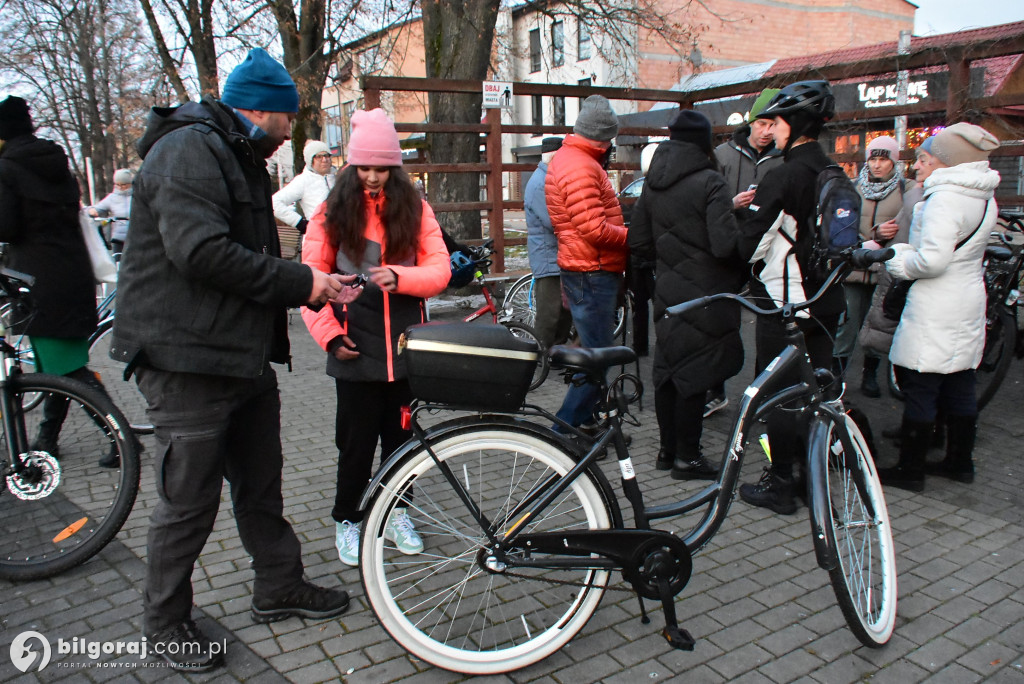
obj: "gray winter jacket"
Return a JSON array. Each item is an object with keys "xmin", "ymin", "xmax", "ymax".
[
  {"xmin": 713, "ymin": 126, "xmax": 783, "ymax": 199},
  {"xmin": 110, "ymin": 96, "xmax": 312, "ymax": 378}
]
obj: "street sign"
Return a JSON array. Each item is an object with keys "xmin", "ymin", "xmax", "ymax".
[{"xmin": 483, "ymin": 81, "xmax": 513, "ymax": 109}]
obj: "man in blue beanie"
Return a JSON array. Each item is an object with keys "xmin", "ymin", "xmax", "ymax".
[{"xmin": 111, "ymin": 48, "xmax": 354, "ymax": 672}]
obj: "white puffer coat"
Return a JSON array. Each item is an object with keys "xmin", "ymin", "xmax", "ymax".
[{"xmin": 886, "ymin": 161, "xmax": 1000, "ymax": 374}]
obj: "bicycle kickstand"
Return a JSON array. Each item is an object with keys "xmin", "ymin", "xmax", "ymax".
[{"xmin": 657, "ymin": 578, "xmax": 696, "ymax": 651}]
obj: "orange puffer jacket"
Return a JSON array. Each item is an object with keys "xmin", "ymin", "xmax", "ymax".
[{"xmin": 545, "ymin": 134, "xmax": 628, "ymax": 273}]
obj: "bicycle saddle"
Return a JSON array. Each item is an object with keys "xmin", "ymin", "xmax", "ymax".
[
  {"xmin": 549, "ymin": 345, "xmax": 636, "ymax": 372},
  {"xmin": 985, "ymin": 245, "xmax": 1013, "ymax": 262}
]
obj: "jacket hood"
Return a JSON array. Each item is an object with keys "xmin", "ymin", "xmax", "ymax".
[
  {"xmin": 0, "ymin": 135, "xmax": 80, "ymax": 204},
  {"xmin": 923, "ymin": 161, "xmax": 1001, "ymax": 200},
  {"xmin": 645, "ymin": 139, "xmax": 714, "ymax": 191},
  {"xmin": 136, "ymin": 96, "xmax": 242, "ymax": 159}
]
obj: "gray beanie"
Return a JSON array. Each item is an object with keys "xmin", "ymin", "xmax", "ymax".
[
  {"xmin": 930, "ymin": 122, "xmax": 999, "ymax": 166},
  {"xmin": 574, "ymin": 95, "xmax": 618, "ymax": 142},
  {"xmin": 113, "ymin": 168, "xmax": 134, "ymax": 184}
]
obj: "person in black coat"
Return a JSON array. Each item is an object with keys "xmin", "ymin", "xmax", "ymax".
[
  {"xmin": 0, "ymin": 96, "xmax": 118, "ymax": 464},
  {"xmin": 628, "ymin": 110, "xmax": 746, "ymax": 480}
]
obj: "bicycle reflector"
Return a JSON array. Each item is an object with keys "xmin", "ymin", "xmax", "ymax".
[{"xmin": 400, "ymin": 405, "xmax": 412, "ymax": 431}]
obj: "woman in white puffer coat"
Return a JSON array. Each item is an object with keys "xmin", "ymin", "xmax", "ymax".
[
  {"xmin": 272, "ymin": 140, "xmax": 335, "ymax": 234},
  {"xmin": 878, "ymin": 122, "xmax": 1000, "ymax": 492}
]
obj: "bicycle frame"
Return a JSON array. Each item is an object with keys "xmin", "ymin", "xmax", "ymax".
[{"xmin": 0, "ymin": 337, "xmax": 30, "ymax": 467}]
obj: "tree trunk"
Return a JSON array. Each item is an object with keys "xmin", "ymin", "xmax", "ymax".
[{"xmin": 421, "ymin": 0, "xmax": 500, "ymax": 241}]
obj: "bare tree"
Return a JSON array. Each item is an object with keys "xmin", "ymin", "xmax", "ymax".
[
  {"xmin": 140, "ymin": 0, "xmax": 221, "ymax": 99},
  {"xmin": 420, "ymin": 0, "xmax": 702, "ymax": 241},
  {"xmin": 0, "ymin": 0, "xmax": 161, "ymax": 197}
]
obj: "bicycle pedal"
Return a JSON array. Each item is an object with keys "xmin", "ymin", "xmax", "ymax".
[{"xmin": 661, "ymin": 625, "xmax": 696, "ymax": 651}]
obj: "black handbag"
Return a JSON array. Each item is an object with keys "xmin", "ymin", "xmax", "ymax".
[{"xmin": 879, "ymin": 201, "xmax": 990, "ymax": 322}]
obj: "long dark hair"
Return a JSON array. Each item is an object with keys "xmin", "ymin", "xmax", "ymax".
[{"xmin": 322, "ymin": 165, "xmax": 422, "ymax": 265}]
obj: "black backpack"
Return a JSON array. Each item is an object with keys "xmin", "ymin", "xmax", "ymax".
[{"xmin": 808, "ymin": 165, "xmax": 861, "ymax": 278}]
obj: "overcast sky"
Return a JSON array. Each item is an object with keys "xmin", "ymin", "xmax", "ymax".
[{"xmin": 912, "ymin": 0, "xmax": 1024, "ymax": 35}]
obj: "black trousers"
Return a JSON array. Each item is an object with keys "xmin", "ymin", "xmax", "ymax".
[
  {"xmin": 897, "ymin": 366, "xmax": 977, "ymax": 422},
  {"xmin": 332, "ymin": 378, "xmax": 413, "ymax": 524},
  {"xmin": 136, "ymin": 366, "xmax": 303, "ymax": 635},
  {"xmin": 755, "ymin": 313, "xmax": 840, "ymax": 476},
  {"xmin": 654, "ymin": 382, "xmax": 705, "ymax": 460}
]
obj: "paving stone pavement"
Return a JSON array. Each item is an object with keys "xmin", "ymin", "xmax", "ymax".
[{"xmin": 1, "ymin": 304, "xmax": 1023, "ymax": 683}]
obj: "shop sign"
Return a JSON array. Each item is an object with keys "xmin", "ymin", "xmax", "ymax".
[{"xmin": 856, "ymin": 79, "xmax": 930, "ymax": 108}]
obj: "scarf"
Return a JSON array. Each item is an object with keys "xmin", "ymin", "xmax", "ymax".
[{"xmin": 857, "ymin": 163, "xmax": 903, "ymax": 201}]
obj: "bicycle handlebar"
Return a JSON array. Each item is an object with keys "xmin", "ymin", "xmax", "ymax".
[{"xmin": 665, "ymin": 247, "xmax": 894, "ymax": 320}]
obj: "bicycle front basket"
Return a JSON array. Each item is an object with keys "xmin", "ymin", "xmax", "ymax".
[{"xmin": 400, "ymin": 322, "xmax": 538, "ymax": 411}]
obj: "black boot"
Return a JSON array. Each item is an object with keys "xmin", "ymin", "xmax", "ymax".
[
  {"xmin": 31, "ymin": 393, "xmax": 72, "ymax": 457},
  {"xmin": 925, "ymin": 414, "xmax": 976, "ymax": 483},
  {"xmin": 739, "ymin": 466, "xmax": 797, "ymax": 514},
  {"xmin": 860, "ymin": 356, "xmax": 881, "ymax": 398},
  {"xmin": 670, "ymin": 452, "xmax": 717, "ymax": 481},
  {"xmin": 878, "ymin": 418, "xmax": 931, "ymax": 492},
  {"xmin": 655, "ymin": 449, "xmax": 674, "ymax": 471}
]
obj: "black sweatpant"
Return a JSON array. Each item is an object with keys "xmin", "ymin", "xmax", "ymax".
[
  {"xmin": 755, "ymin": 313, "xmax": 840, "ymax": 478},
  {"xmin": 332, "ymin": 378, "xmax": 413, "ymax": 523},
  {"xmin": 654, "ymin": 382, "xmax": 705, "ymax": 460}
]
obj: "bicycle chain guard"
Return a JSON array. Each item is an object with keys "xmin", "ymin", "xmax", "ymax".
[{"xmin": 6, "ymin": 451, "xmax": 61, "ymax": 500}]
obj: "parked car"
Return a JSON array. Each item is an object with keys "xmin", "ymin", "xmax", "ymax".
[{"xmin": 618, "ymin": 176, "xmax": 645, "ymax": 227}]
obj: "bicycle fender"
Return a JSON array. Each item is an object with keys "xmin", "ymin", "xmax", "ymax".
[
  {"xmin": 355, "ymin": 414, "xmax": 624, "ymax": 527},
  {"xmin": 807, "ymin": 412, "xmax": 839, "ymax": 572}
]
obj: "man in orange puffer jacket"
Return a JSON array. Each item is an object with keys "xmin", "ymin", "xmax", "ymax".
[{"xmin": 545, "ymin": 94, "xmax": 628, "ymax": 430}]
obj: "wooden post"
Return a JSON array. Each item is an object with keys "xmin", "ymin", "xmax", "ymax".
[
  {"xmin": 485, "ymin": 106, "xmax": 505, "ymax": 273},
  {"xmin": 364, "ymin": 87, "xmax": 381, "ymax": 111},
  {"xmin": 946, "ymin": 49, "xmax": 970, "ymax": 124}
]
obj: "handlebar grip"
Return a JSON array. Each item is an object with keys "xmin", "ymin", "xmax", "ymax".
[
  {"xmin": 849, "ymin": 247, "xmax": 895, "ymax": 270},
  {"xmin": 665, "ymin": 295, "xmax": 715, "ymax": 318}
]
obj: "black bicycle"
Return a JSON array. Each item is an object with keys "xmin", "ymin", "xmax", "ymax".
[
  {"xmin": 0, "ymin": 268, "xmax": 140, "ymax": 580},
  {"xmin": 357, "ymin": 248, "xmax": 898, "ymax": 674}
]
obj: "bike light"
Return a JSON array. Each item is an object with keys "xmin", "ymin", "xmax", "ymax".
[{"xmin": 400, "ymin": 405, "xmax": 411, "ymax": 431}]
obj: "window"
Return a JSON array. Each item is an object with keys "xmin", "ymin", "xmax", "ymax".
[
  {"xmin": 323, "ymin": 105, "xmax": 342, "ymax": 150},
  {"xmin": 553, "ymin": 96, "xmax": 565, "ymax": 126},
  {"xmin": 577, "ymin": 19, "xmax": 591, "ymax": 60},
  {"xmin": 551, "ymin": 21, "xmax": 564, "ymax": 67},
  {"xmin": 532, "ymin": 95, "xmax": 544, "ymax": 130},
  {"xmin": 529, "ymin": 29, "xmax": 541, "ymax": 73},
  {"xmin": 577, "ymin": 77, "xmax": 591, "ymax": 106}
]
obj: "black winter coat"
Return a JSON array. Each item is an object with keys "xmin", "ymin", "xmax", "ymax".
[
  {"xmin": 628, "ymin": 140, "xmax": 746, "ymax": 396},
  {"xmin": 110, "ymin": 96, "xmax": 312, "ymax": 378},
  {"xmin": 0, "ymin": 134, "xmax": 97, "ymax": 338}
]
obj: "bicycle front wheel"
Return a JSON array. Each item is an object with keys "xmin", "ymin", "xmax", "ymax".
[
  {"xmin": 502, "ymin": 320, "xmax": 550, "ymax": 390},
  {"xmin": 360, "ymin": 425, "xmax": 613, "ymax": 675},
  {"xmin": 821, "ymin": 412, "xmax": 898, "ymax": 647},
  {"xmin": 0, "ymin": 373, "xmax": 140, "ymax": 580}
]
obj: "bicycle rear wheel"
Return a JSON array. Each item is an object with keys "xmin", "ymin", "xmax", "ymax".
[
  {"xmin": 0, "ymin": 373, "xmax": 140, "ymax": 580},
  {"xmin": 502, "ymin": 274, "xmax": 536, "ymax": 327},
  {"xmin": 821, "ymin": 412, "xmax": 897, "ymax": 647},
  {"xmin": 360, "ymin": 425, "xmax": 613, "ymax": 674},
  {"xmin": 89, "ymin": 320, "xmax": 152, "ymax": 433},
  {"xmin": 501, "ymin": 320, "xmax": 550, "ymax": 390},
  {"xmin": 976, "ymin": 307, "xmax": 1016, "ymax": 411}
]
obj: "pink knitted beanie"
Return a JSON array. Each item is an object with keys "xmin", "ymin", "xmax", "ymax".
[{"xmin": 347, "ymin": 109, "xmax": 402, "ymax": 166}]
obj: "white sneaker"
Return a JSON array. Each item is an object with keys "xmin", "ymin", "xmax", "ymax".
[
  {"xmin": 335, "ymin": 520, "xmax": 360, "ymax": 567},
  {"xmin": 384, "ymin": 507, "xmax": 424, "ymax": 555},
  {"xmin": 703, "ymin": 396, "xmax": 729, "ymax": 418}
]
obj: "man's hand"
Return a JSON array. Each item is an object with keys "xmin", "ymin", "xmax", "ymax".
[
  {"xmin": 369, "ymin": 266, "xmax": 398, "ymax": 293},
  {"xmin": 332, "ymin": 335, "xmax": 360, "ymax": 361},
  {"xmin": 874, "ymin": 219, "xmax": 899, "ymax": 241},
  {"xmin": 733, "ymin": 189, "xmax": 756, "ymax": 210},
  {"xmin": 308, "ymin": 268, "xmax": 346, "ymax": 307}
]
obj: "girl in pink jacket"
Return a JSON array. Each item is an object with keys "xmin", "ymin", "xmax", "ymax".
[{"xmin": 301, "ymin": 109, "xmax": 449, "ymax": 567}]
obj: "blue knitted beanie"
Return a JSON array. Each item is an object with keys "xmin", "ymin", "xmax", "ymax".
[{"xmin": 221, "ymin": 49, "xmax": 299, "ymax": 113}]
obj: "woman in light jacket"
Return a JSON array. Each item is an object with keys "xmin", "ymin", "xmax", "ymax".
[
  {"xmin": 878, "ymin": 123, "xmax": 1000, "ymax": 491},
  {"xmin": 273, "ymin": 139, "xmax": 335, "ymax": 234},
  {"xmin": 301, "ymin": 109, "xmax": 449, "ymax": 566}
]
